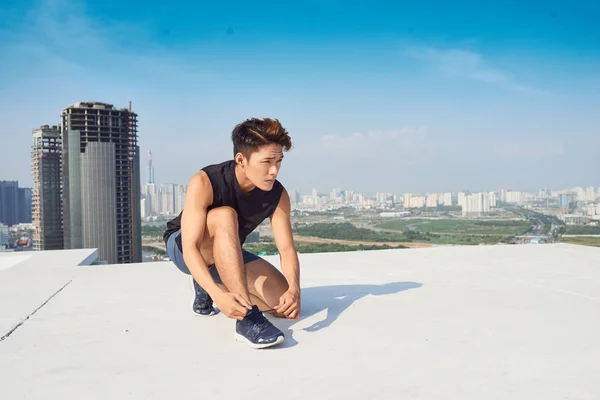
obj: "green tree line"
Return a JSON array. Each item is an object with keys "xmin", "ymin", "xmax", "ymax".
[
  {"xmin": 243, "ymin": 241, "xmax": 407, "ymax": 255},
  {"xmin": 293, "ymin": 222, "xmax": 432, "ymax": 242}
]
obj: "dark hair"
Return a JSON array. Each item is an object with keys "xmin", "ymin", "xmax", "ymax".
[{"xmin": 231, "ymin": 118, "xmax": 292, "ymax": 159}]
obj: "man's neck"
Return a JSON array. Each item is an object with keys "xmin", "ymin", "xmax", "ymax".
[{"xmin": 234, "ymin": 164, "xmax": 256, "ymax": 195}]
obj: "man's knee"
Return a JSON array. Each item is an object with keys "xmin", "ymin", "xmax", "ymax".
[
  {"xmin": 267, "ymin": 310, "xmax": 287, "ymax": 319},
  {"xmin": 207, "ymin": 207, "xmax": 238, "ymax": 234}
]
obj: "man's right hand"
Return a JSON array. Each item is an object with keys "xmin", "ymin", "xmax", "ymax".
[{"xmin": 215, "ymin": 292, "xmax": 253, "ymax": 320}]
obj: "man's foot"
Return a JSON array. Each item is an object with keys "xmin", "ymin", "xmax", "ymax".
[
  {"xmin": 192, "ymin": 278, "xmax": 216, "ymax": 317},
  {"xmin": 235, "ymin": 305, "xmax": 285, "ymax": 349}
]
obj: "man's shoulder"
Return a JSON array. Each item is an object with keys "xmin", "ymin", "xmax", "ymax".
[
  {"xmin": 201, "ymin": 159, "xmax": 235, "ymax": 174},
  {"xmin": 186, "ymin": 170, "xmax": 214, "ymax": 201}
]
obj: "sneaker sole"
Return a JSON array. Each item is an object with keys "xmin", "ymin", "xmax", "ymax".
[
  {"xmin": 234, "ymin": 332, "xmax": 284, "ymax": 349},
  {"xmin": 193, "ymin": 309, "xmax": 216, "ymax": 317}
]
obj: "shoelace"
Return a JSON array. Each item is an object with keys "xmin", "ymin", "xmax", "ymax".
[{"xmin": 244, "ymin": 309, "xmax": 272, "ymax": 329}]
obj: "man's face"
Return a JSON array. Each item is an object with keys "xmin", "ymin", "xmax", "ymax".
[{"xmin": 242, "ymin": 143, "xmax": 284, "ymax": 191}]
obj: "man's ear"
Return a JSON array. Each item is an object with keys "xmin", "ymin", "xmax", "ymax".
[{"xmin": 235, "ymin": 152, "xmax": 244, "ymax": 166}]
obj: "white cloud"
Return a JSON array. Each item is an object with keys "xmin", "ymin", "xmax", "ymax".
[
  {"xmin": 321, "ymin": 127, "xmax": 428, "ymax": 148},
  {"xmin": 405, "ymin": 46, "xmax": 550, "ymax": 96},
  {"xmin": 495, "ymin": 142, "xmax": 564, "ymax": 158}
]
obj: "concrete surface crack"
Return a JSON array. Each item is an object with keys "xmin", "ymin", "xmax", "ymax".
[{"xmin": 0, "ymin": 279, "xmax": 73, "ymax": 342}]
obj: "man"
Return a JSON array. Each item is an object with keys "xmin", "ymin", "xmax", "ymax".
[{"xmin": 163, "ymin": 118, "xmax": 300, "ymax": 349}]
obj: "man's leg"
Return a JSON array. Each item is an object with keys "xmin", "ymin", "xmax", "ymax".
[
  {"xmin": 203, "ymin": 207, "xmax": 285, "ymax": 348},
  {"xmin": 243, "ymin": 255, "xmax": 290, "ymax": 318},
  {"xmin": 165, "ymin": 229, "xmax": 217, "ymax": 316},
  {"xmin": 204, "ymin": 207, "xmax": 252, "ymax": 304}
]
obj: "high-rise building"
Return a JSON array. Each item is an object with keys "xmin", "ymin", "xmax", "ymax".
[
  {"xmin": 18, "ymin": 187, "xmax": 32, "ymax": 223},
  {"xmin": 0, "ymin": 181, "xmax": 31, "ymax": 225},
  {"xmin": 147, "ymin": 150, "xmax": 155, "ymax": 184},
  {"xmin": 288, "ymin": 190, "xmax": 299, "ymax": 204},
  {"xmin": 585, "ymin": 186, "xmax": 596, "ymax": 202},
  {"xmin": 31, "ymin": 125, "xmax": 64, "ymax": 250},
  {"xmin": 0, "ymin": 181, "xmax": 18, "ymax": 226},
  {"xmin": 345, "ymin": 190, "xmax": 354, "ymax": 203},
  {"xmin": 142, "ymin": 183, "xmax": 157, "ymax": 216},
  {"xmin": 457, "ymin": 192, "xmax": 466, "ymax": 208},
  {"xmin": 155, "ymin": 183, "xmax": 187, "ymax": 215},
  {"xmin": 61, "ymin": 101, "xmax": 141, "ymax": 264},
  {"xmin": 443, "ymin": 192, "xmax": 452, "ymax": 206},
  {"xmin": 331, "ymin": 188, "xmax": 340, "ymax": 201},
  {"xmin": 174, "ymin": 184, "xmax": 186, "ymax": 214},
  {"xmin": 462, "ymin": 192, "xmax": 491, "ymax": 216},
  {"xmin": 0, "ymin": 181, "xmax": 24, "ymax": 226},
  {"xmin": 505, "ymin": 191, "xmax": 522, "ymax": 204},
  {"xmin": 0, "ymin": 223, "xmax": 8, "ymax": 249},
  {"xmin": 403, "ymin": 193, "xmax": 412, "ymax": 208},
  {"xmin": 489, "ymin": 192, "xmax": 497, "ymax": 207},
  {"xmin": 426, "ymin": 193, "xmax": 438, "ymax": 208},
  {"xmin": 404, "ymin": 194, "xmax": 425, "ymax": 208}
]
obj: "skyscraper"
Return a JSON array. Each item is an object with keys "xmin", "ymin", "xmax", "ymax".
[
  {"xmin": 148, "ymin": 150, "xmax": 155, "ymax": 184},
  {"xmin": 0, "ymin": 181, "xmax": 20, "ymax": 226},
  {"xmin": 0, "ymin": 223, "xmax": 8, "ymax": 249},
  {"xmin": 0, "ymin": 181, "xmax": 32, "ymax": 226},
  {"xmin": 31, "ymin": 125, "xmax": 64, "ymax": 250},
  {"xmin": 18, "ymin": 188, "xmax": 32, "ymax": 224},
  {"xmin": 61, "ymin": 101, "xmax": 141, "ymax": 264}
]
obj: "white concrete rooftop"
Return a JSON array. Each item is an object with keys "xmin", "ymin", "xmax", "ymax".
[{"xmin": 1, "ymin": 244, "xmax": 599, "ymax": 399}]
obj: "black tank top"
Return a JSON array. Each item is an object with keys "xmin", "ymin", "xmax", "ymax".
[{"xmin": 163, "ymin": 160, "xmax": 284, "ymax": 252}]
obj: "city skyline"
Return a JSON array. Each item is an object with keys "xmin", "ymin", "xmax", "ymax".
[
  {"xmin": 0, "ymin": 102, "xmax": 144, "ymax": 262},
  {"xmin": 4, "ymin": 175, "xmax": 599, "ymax": 202},
  {"xmin": 1, "ymin": 1, "xmax": 599, "ymax": 192}
]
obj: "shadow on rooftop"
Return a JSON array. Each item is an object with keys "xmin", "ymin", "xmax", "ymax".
[{"xmin": 270, "ymin": 281, "xmax": 422, "ymax": 347}]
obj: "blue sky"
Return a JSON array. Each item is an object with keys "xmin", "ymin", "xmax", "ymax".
[{"xmin": 1, "ymin": 0, "xmax": 598, "ymax": 194}]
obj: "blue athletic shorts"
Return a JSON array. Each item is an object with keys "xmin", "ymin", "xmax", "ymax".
[{"xmin": 165, "ymin": 229, "xmax": 261, "ymax": 285}]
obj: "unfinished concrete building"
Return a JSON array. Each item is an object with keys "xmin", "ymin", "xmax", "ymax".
[
  {"xmin": 31, "ymin": 125, "xmax": 64, "ymax": 250},
  {"xmin": 61, "ymin": 102, "xmax": 142, "ymax": 264}
]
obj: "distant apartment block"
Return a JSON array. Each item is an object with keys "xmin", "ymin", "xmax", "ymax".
[
  {"xmin": 505, "ymin": 191, "xmax": 522, "ymax": 204},
  {"xmin": 443, "ymin": 192, "xmax": 452, "ymax": 206},
  {"xmin": 288, "ymin": 190, "xmax": 299, "ymax": 204},
  {"xmin": 583, "ymin": 186, "xmax": 597, "ymax": 202},
  {"xmin": 331, "ymin": 188, "xmax": 341, "ymax": 202},
  {"xmin": 500, "ymin": 189, "xmax": 523, "ymax": 204},
  {"xmin": 0, "ymin": 223, "xmax": 8, "ymax": 249},
  {"xmin": 0, "ymin": 181, "xmax": 18, "ymax": 226},
  {"xmin": 457, "ymin": 192, "xmax": 466, "ymax": 208},
  {"xmin": 31, "ymin": 125, "xmax": 64, "ymax": 250},
  {"xmin": 584, "ymin": 204, "xmax": 600, "ymax": 216},
  {"xmin": 61, "ymin": 102, "xmax": 141, "ymax": 264},
  {"xmin": 462, "ymin": 192, "xmax": 495, "ymax": 216},
  {"xmin": 426, "ymin": 193, "xmax": 438, "ymax": 208},
  {"xmin": 489, "ymin": 191, "xmax": 497, "ymax": 207},
  {"xmin": 403, "ymin": 193, "xmax": 425, "ymax": 208},
  {"xmin": 0, "ymin": 181, "xmax": 32, "ymax": 226},
  {"xmin": 141, "ymin": 183, "xmax": 187, "ymax": 217}
]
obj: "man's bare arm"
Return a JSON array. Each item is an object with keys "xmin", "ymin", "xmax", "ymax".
[
  {"xmin": 180, "ymin": 172, "xmax": 222, "ymax": 299},
  {"xmin": 270, "ymin": 188, "xmax": 300, "ymax": 292}
]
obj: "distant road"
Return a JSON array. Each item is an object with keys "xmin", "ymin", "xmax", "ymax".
[
  {"xmin": 561, "ymin": 234, "xmax": 600, "ymax": 238},
  {"xmin": 293, "ymin": 235, "xmax": 432, "ymax": 248}
]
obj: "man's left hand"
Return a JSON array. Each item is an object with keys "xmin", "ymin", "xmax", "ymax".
[{"xmin": 275, "ymin": 289, "xmax": 301, "ymax": 319}]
